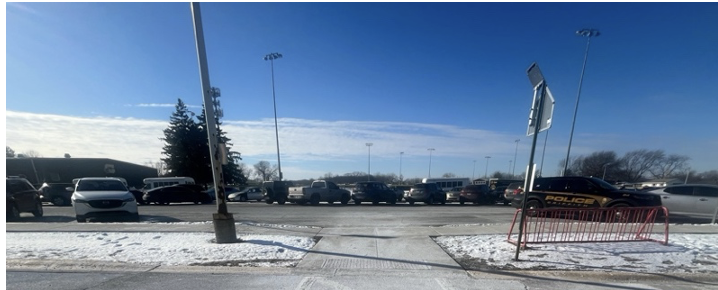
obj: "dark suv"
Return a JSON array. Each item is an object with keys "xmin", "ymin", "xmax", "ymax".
[
  {"xmin": 459, "ymin": 184, "xmax": 492, "ymax": 205},
  {"xmin": 7, "ymin": 177, "xmax": 44, "ymax": 220},
  {"xmin": 261, "ymin": 180, "xmax": 294, "ymax": 205},
  {"xmin": 352, "ymin": 181, "xmax": 397, "ymax": 205},
  {"xmin": 511, "ymin": 176, "xmax": 662, "ymax": 210},
  {"xmin": 405, "ymin": 183, "xmax": 446, "ymax": 205}
]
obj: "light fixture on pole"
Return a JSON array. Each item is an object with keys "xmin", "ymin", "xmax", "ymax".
[
  {"xmin": 512, "ymin": 139, "xmax": 520, "ymax": 176},
  {"xmin": 484, "ymin": 156, "xmax": 491, "ymax": 178},
  {"xmin": 427, "ymin": 148, "xmax": 435, "ymax": 178},
  {"xmin": 564, "ymin": 28, "xmax": 600, "ymax": 176},
  {"xmin": 602, "ymin": 162, "xmax": 611, "ymax": 180},
  {"xmin": 264, "ymin": 52, "xmax": 284, "ymax": 181},
  {"xmin": 399, "ymin": 152, "xmax": 404, "ymax": 184},
  {"xmin": 366, "ymin": 143, "xmax": 373, "ymax": 181}
]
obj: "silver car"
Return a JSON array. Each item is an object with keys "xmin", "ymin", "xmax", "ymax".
[
  {"xmin": 227, "ymin": 187, "xmax": 264, "ymax": 202},
  {"xmin": 446, "ymin": 187, "xmax": 463, "ymax": 203},
  {"xmin": 649, "ymin": 184, "xmax": 718, "ymax": 217}
]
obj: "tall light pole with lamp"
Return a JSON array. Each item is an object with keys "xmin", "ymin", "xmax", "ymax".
[
  {"xmin": 264, "ymin": 52, "xmax": 284, "ymax": 181},
  {"xmin": 484, "ymin": 156, "xmax": 491, "ymax": 178},
  {"xmin": 564, "ymin": 28, "xmax": 600, "ymax": 176},
  {"xmin": 366, "ymin": 143, "xmax": 373, "ymax": 181},
  {"xmin": 427, "ymin": 148, "xmax": 435, "ymax": 178}
]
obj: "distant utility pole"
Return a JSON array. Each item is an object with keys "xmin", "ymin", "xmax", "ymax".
[
  {"xmin": 484, "ymin": 156, "xmax": 491, "ymax": 178},
  {"xmin": 427, "ymin": 148, "xmax": 435, "ymax": 178},
  {"xmin": 366, "ymin": 143, "xmax": 373, "ymax": 181},
  {"xmin": 399, "ymin": 152, "xmax": 404, "ymax": 184}
]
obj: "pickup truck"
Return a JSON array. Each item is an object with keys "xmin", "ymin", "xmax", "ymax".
[{"xmin": 288, "ymin": 180, "xmax": 351, "ymax": 205}]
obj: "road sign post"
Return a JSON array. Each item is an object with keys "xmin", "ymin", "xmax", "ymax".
[{"xmin": 515, "ymin": 63, "xmax": 555, "ymax": 260}]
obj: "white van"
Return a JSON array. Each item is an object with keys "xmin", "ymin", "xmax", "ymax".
[{"xmin": 142, "ymin": 177, "xmax": 195, "ymax": 191}]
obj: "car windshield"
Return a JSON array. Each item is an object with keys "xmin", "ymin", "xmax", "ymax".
[
  {"xmin": 77, "ymin": 180, "xmax": 127, "ymax": 191},
  {"xmin": 591, "ymin": 178, "xmax": 618, "ymax": 191}
]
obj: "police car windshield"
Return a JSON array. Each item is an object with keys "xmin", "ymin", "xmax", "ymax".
[{"xmin": 592, "ymin": 178, "xmax": 618, "ymax": 191}]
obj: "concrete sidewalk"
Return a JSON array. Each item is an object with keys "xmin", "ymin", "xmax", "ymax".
[{"xmin": 7, "ymin": 222, "xmax": 718, "ymax": 289}]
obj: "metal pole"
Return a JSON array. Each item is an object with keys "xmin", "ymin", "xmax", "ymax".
[
  {"xmin": 190, "ymin": 2, "xmax": 236, "ymax": 243},
  {"xmin": 484, "ymin": 156, "xmax": 491, "ymax": 178},
  {"xmin": 512, "ymin": 139, "xmax": 520, "ymax": 176},
  {"xmin": 539, "ymin": 130, "xmax": 549, "ymax": 177},
  {"xmin": 264, "ymin": 53, "xmax": 283, "ymax": 181},
  {"xmin": 366, "ymin": 143, "xmax": 373, "ymax": 181},
  {"xmin": 508, "ymin": 160, "xmax": 512, "ymax": 177},
  {"xmin": 427, "ymin": 148, "xmax": 435, "ymax": 178},
  {"xmin": 472, "ymin": 160, "xmax": 476, "ymax": 180},
  {"xmin": 602, "ymin": 163, "xmax": 611, "ymax": 180},
  {"xmin": 515, "ymin": 81, "xmax": 547, "ymax": 260},
  {"xmin": 564, "ymin": 28, "xmax": 599, "ymax": 176},
  {"xmin": 399, "ymin": 152, "xmax": 404, "ymax": 184}
]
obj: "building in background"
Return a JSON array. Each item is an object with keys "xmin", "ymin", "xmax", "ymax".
[{"xmin": 6, "ymin": 157, "xmax": 158, "ymax": 189}]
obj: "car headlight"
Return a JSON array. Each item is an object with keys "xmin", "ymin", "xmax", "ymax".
[
  {"xmin": 122, "ymin": 197, "xmax": 135, "ymax": 202},
  {"xmin": 73, "ymin": 198, "xmax": 89, "ymax": 204}
]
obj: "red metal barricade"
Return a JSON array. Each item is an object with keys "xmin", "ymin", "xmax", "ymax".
[{"xmin": 507, "ymin": 206, "xmax": 669, "ymax": 247}]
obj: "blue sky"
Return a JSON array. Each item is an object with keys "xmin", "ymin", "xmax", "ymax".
[{"xmin": 5, "ymin": 2, "xmax": 718, "ymax": 181}]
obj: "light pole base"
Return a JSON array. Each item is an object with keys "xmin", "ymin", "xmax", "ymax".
[{"xmin": 212, "ymin": 213, "xmax": 239, "ymax": 244}]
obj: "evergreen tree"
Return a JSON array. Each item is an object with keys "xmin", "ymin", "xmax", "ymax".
[{"xmin": 161, "ymin": 99, "xmax": 204, "ymax": 180}]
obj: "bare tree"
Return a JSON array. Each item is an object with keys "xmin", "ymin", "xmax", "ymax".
[
  {"xmin": 617, "ymin": 149, "xmax": 665, "ymax": 182},
  {"xmin": 649, "ymin": 154, "xmax": 690, "ymax": 179},
  {"xmin": 238, "ymin": 163, "xmax": 252, "ymax": 182},
  {"xmin": 21, "ymin": 150, "xmax": 42, "ymax": 157},
  {"xmin": 253, "ymin": 161, "xmax": 278, "ymax": 181},
  {"xmin": 577, "ymin": 151, "xmax": 619, "ymax": 178},
  {"xmin": 144, "ymin": 160, "xmax": 167, "ymax": 176}
]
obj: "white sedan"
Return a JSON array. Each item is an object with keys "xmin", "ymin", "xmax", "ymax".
[
  {"xmin": 227, "ymin": 187, "xmax": 264, "ymax": 202},
  {"xmin": 649, "ymin": 184, "xmax": 718, "ymax": 217},
  {"xmin": 70, "ymin": 177, "xmax": 139, "ymax": 223}
]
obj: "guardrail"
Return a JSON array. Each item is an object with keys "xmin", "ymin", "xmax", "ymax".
[{"xmin": 507, "ymin": 206, "xmax": 669, "ymax": 247}]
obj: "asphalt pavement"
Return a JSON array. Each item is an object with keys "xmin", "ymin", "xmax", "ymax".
[{"xmin": 6, "ymin": 221, "xmax": 718, "ymax": 290}]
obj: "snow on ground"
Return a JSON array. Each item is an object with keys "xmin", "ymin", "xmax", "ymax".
[
  {"xmin": 435, "ymin": 234, "xmax": 718, "ymax": 273},
  {"xmin": 5, "ymin": 227, "xmax": 718, "ymax": 273},
  {"xmin": 6, "ymin": 232, "xmax": 316, "ymax": 267}
]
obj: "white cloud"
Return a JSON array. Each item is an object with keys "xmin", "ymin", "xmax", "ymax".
[
  {"xmin": 5, "ymin": 111, "xmax": 716, "ymax": 180},
  {"xmin": 132, "ymin": 103, "xmax": 202, "ymax": 109}
]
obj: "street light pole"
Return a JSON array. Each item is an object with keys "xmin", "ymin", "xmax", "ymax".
[
  {"xmin": 366, "ymin": 143, "xmax": 373, "ymax": 181},
  {"xmin": 427, "ymin": 148, "xmax": 435, "ymax": 178},
  {"xmin": 264, "ymin": 52, "xmax": 283, "ymax": 181},
  {"xmin": 564, "ymin": 28, "xmax": 600, "ymax": 176},
  {"xmin": 399, "ymin": 152, "xmax": 404, "ymax": 184},
  {"xmin": 508, "ymin": 160, "xmax": 512, "ymax": 177},
  {"xmin": 602, "ymin": 163, "xmax": 611, "ymax": 180},
  {"xmin": 472, "ymin": 160, "xmax": 477, "ymax": 180},
  {"xmin": 484, "ymin": 156, "xmax": 491, "ymax": 178},
  {"xmin": 512, "ymin": 139, "xmax": 520, "ymax": 176}
]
